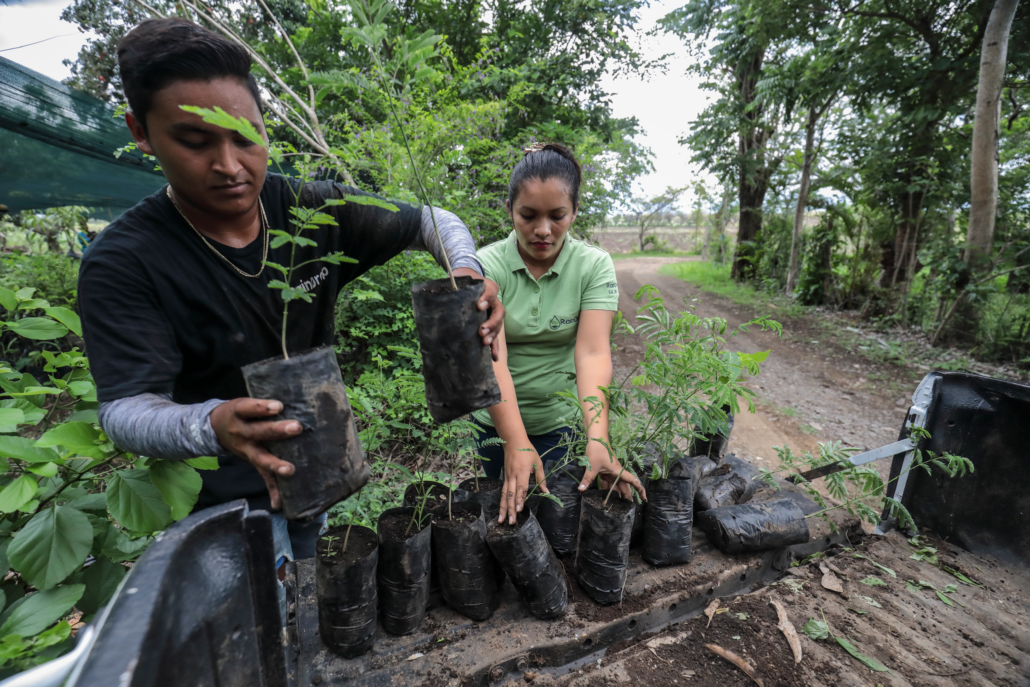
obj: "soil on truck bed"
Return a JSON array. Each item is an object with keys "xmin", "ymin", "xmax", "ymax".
[{"xmin": 547, "ymin": 529, "xmax": 1030, "ymax": 687}]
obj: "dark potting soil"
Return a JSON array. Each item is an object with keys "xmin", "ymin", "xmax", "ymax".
[
  {"xmin": 379, "ymin": 510, "xmax": 429, "ymax": 541},
  {"xmin": 458, "ymin": 477, "xmax": 503, "ymax": 494},
  {"xmin": 432, "ymin": 510, "xmax": 481, "ymax": 527},
  {"xmin": 580, "ymin": 488, "xmax": 635, "ymax": 516},
  {"xmin": 317, "ymin": 525, "xmax": 377, "ymax": 566},
  {"xmin": 484, "ymin": 508, "xmax": 531, "ymax": 537},
  {"xmin": 404, "ymin": 482, "xmax": 454, "ymax": 507}
]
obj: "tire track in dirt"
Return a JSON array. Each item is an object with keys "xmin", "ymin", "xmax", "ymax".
[{"xmin": 611, "ymin": 257, "xmax": 911, "ymax": 475}]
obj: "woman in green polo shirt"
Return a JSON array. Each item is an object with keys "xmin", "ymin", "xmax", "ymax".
[{"xmin": 472, "ymin": 143, "xmax": 646, "ymax": 524}]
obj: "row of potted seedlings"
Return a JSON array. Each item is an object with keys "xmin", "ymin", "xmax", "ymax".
[
  {"xmin": 314, "ymin": 475, "xmax": 569, "ymax": 657},
  {"xmin": 313, "ymin": 449, "xmax": 724, "ymax": 658}
]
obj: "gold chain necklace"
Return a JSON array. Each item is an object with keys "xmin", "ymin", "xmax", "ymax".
[{"xmin": 166, "ymin": 186, "xmax": 269, "ymax": 279}]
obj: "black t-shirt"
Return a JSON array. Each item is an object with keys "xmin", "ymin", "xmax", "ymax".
[{"xmin": 79, "ymin": 173, "xmax": 423, "ymax": 509}]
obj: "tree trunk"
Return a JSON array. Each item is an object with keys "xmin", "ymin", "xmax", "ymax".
[
  {"xmin": 732, "ymin": 168, "xmax": 770, "ymax": 281},
  {"xmin": 879, "ymin": 190, "xmax": 924, "ymax": 286},
  {"xmin": 966, "ymin": 0, "xmax": 1020, "ymax": 262},
  {"xmin": 785, "ymin": 104, "xmax": 818, "ymax": 293}
]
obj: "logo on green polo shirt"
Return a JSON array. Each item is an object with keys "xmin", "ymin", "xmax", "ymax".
[{"xmin": 549, "ymin": 314, "xmax": 580, "ymax": 331}]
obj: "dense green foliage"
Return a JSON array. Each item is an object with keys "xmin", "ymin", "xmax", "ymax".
[
  {"xmin": 0, "ymin": 285, "xmax": 210, "ymax": 676},
  {"xmin": 663, "ymin": 0, "xmax": 1030, "ymax": 368},
  {"xmin": 61, "ymin": 0, "xmax": 654, "ymax": 243}
]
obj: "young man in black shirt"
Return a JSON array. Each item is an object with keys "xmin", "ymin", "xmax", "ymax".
[{"xmin": 79, "ymin": 18, "xmax": 502, "ymax": 556}]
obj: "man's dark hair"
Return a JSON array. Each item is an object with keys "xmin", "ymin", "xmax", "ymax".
[
  {"xmin": 508, "ymin": 143, "xmax": 583, "ymax": 212},
  {"xmin": 117, "ymin": 18, "xmax": 262, "ymax": 130}
]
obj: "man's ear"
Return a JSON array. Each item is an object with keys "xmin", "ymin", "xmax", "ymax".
[
  {"xmin": 125, "ymin": 111, "xmax": 156, "ymax": 157},
  {"xmin": 505, "ymin": 199, "xmax": 512, "ymax": 220}
]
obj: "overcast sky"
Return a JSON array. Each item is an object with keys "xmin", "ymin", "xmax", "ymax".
[{"xmin": 0, "ymin": 0, "xmax": 709, "ymax": 205}]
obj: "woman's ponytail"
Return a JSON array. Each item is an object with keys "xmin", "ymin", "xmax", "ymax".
[{"xmin": 508, "ymin": 142, "xmax": 583, "ymax": 211}]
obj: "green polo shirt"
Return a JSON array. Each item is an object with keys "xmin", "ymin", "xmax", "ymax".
[{"xmin": 472, "ymin": 232, "xmax": 619, "ymax": 435}]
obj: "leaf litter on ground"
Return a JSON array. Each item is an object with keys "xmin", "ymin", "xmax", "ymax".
[
  {"xmin": 770, "ymin": 599, "xmax": 802, "ymax": 664},
  {"xmin": 853, "ymin": 554, "xmax": 897, "ymax": 578},
  {"xmin": 802, "ymin": 608, "xmax": 892, "ymax": 674}
]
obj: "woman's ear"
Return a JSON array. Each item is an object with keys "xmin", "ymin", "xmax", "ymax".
[
  {"xmin": 125, "ymin": 111, "xmax": 156, "ymax": 157},
  {"xmin": 506, "ymin": 199, "xmax": 512, "ymax": 220}
]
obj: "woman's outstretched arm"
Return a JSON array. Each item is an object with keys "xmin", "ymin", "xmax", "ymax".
[
  {"xmin": 574, "ymin": 309, "xmax": 645, "ymax": 502},
  {"xmin": 485, "ymin": 325, "xmax": 549, "ymax": 524}
]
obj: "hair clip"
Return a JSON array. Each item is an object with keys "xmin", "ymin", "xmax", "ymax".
[{"xmin": 523, "ymin": 143, "xmax": 547, "ymax": 155}]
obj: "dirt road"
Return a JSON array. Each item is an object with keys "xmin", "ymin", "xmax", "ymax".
[{"xmin": 612, "ymin": 256, "xmax": 910, "ymax": 472}]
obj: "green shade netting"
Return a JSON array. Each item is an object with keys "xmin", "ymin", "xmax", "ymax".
[{"xmin": 0, "ymin": 56, "xmax": 166, "ymax": 213}]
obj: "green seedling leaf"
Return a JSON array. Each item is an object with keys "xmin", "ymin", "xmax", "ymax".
[
  {"xmin": 149, "ymin": 460, "xmax": 202, "ymax": 521},
  {"xmin": 942, "ymin": 565, "xmax": 985, "ymax": 589},
  {"xmin": 0, "ymin": 400, "xmax": 45, "ymax": 426},
  {"xmin": 859, "ymin": 595, "xmax": 882, "ymax": 608},
  {"xmin": 36, "ymin": 422, "xmax": 102, "ymax": 452},
  {"xmin": 906, "ymin": 580, "xmax": 922, "ymax": 594},
  {"xmin": 846, "ymin": 607, "xmax": 867, "ymax": 615},
  {"xmin": 835, "ymin": 636, "xmax": 890, "ymax": 672},
  {"xmin": 106, "ymin": 469, "xmax": 173, "ymax": 533},
  {"xmin": 65, "ymin": 408, "xmax": 99, "ymax": 424},
  {"xmin": 861, "ymin": 577, "xmax": 887, "ymax": 587},
  {"xmin": 76, "ymin": 557, "xmax": 126, "ymax": 615},
  {"xmin": 851, "ymin": 554, "xmax": 896, "ymax": 576},
  {"xmin": 802, "ymin": 618, "xmax": 829, "ymax": 640},
  {"xmin": 42, "ymin": 307, "xmax": 82, "ymax": 337},
  {"xmin": 943, "ymin": 584, "xmax": 958, "ymax": 594},
  {"xmin": 93, "ymin": 521, "xmax": 149, "ymax": 563},
  {"xmin": 916, "ymin": 580, "xmax": 938, "ymax": 590},
  {"xmin": 0, "ymin": 287, "xmax": 17, "ymax": 311},
  {"xmin": 0, "ymin": 407, "xmax": 25, "ymax": 434},
  {"xmin": 184, "ymin": 456, "xmax": 220, "ymax": 470},
  {"xmin": 0, "ymin": 585, "xmax": 85, "ymax": 637},
  {"xmin": 66, "ymin": 381, "xmax": 94, "ymax": 398},
  {"xmin": 0, "ymin": 475, "xmax": 37, "ymax": 514},
  {"xmin": 26, "ymin": 462, "xmax": 58, "ymax": 477},
  {"xmin": 935, "ymin": 590, "xmax": 954, "ymax": 607},
  {"xmin": 179, "ymin": 105, "xmax": 265, "ymax": 147},
  {"xmin": 8, "ymin": 506, "xmax": 92, "ymax": 589},
  {"xmin": 0, "ymin": 437, "xmax": 60, "ymax": 463},
  {"xmin": 910, "ymin": 547, "xmax": 938, "ymax": 565},
  {"xmin": 63, "ymin": 493, "xmax": 107, "ymax": 513},
  {"xmin": 5, "ymin": 317, "xmax": 69, "ymax": 341},
  {"xmin": 339, "ymin": 194, "xmax": 400, "ymax": 212}
]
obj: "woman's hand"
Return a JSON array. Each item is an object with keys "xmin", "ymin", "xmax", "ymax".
[
  {"xmin": 452, "ymin": 267, "xmax": 504, "ymax": 361},
  {"xmin": 577, "ymin": 439, "xmax": 646, "ymax": 503},
  {"xmin": 210, "ymin": 398, "xmax": 301, "ymax": 509},
  {"xmin": 499, "ymin": 446, "xmax": 549, "ymax": 525}
]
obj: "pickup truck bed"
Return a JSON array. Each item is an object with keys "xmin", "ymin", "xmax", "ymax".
[{"xmin": 34, "ymin": 371, "xmax": 1030, "ymax": 687}]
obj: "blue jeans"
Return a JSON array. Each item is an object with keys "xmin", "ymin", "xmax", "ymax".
[{"xmin": 472, "ymin": 419, "xmax": 576, "ymax": 479}]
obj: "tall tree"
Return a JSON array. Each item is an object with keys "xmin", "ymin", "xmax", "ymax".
[
  {"xmin": 662, "ymin": 0, "xmax": 798, "ymax": 281},
  {"xmin": 967, "ymin": 0, "xmax": 1022, "ymax": 262}
]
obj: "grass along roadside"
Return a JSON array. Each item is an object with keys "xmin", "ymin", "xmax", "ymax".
[
  {"xmin": 657, "ymin": 261, "xmax": 805, "ymax": 317},
  {"xmin": 658, "ymin": 260, "xmax": 1027, "ymax": 383}
]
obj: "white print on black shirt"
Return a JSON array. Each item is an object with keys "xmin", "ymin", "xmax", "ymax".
[{"xmin": 296, "ymin": 267, "xmax": 330, "ymax": 294}]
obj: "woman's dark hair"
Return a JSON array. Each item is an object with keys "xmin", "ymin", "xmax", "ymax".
[
  {"xmin": 507, "ymin": 143, "xmax": 583, "ymax": 212},
  {"xmin": 117, "ymin": 18, "xmax": 262, "ymax": 131}
]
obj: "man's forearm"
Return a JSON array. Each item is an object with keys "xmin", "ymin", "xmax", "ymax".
[
  {"xmin": 414, "ymin": 206, "xmax": 483, "ymax": 275},
  {"xmin": 98, "ymin": 393, "xmax": 225, "ymax": 460}
]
